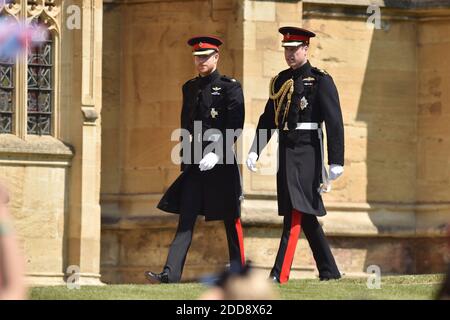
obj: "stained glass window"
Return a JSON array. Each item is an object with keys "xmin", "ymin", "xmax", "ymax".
[
  {"xmin": 0, "ymin": 15, "xmax": 15, "ymax": 134},
  {"xmin": 27, "ymin": 17, "xmax": 52, "ymax": 135}
]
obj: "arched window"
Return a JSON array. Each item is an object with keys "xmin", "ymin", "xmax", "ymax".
[
  {"xmin": 0, "ymin": 0, "xmax": 60, "ymax": 137},
  {"xmin": 27, "ymin": 15, "xmax": 53, "ymax": 135}
]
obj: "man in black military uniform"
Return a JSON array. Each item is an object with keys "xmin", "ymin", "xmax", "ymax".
[
  {"xmin": 145, "ymin": 36, "xmax": 246, "ymax": 284},
  {"xmin": 246, "ymin": 27, "xmax": 344, "ymax": 283}
]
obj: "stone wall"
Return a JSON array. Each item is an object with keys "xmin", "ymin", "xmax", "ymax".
[
  {"xmin": 417, "ymin": 19, "xmax": 450, "ymax": 203},
  {"xmin": 415, "ymin": 17, "xmax": 450, "ymax": 244},
  {"xmin": 0, "ymin": 137, "xmax": 72, "ymax": 285},
  {"xmin": 0, "ymin": 0, "xmax": 104, "ymax": 285}
]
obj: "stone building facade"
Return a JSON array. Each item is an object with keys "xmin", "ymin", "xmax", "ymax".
[
  {"xmin": 1, "ymin": 0, "xmax": 449, "ymax": 285},
  {"xmin": 0, "ymin": 0, "xmax": 103, "ymax": 285}
]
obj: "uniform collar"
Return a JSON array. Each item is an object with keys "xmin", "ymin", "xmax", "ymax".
[
  {"xmin": 291, "ymin": 60, "xmax": 311, "ymax": 79},
  {"xmin": 198, "ymin": 69, "xmax": 220, "ymax": 85}
]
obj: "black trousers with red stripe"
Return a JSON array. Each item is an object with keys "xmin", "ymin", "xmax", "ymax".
[
  {"xmin": 271, "ymin": 209, "xmax": 340, "ymax": 283},
  {"xmin": 164, "ymin": 213, "xmax": 245, "ymax": 283},
  {"xmin": 162, "ymin": 171, "xmax": 245, "ymax": 283}
]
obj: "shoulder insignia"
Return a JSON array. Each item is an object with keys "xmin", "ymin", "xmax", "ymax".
[
  {"xmin": 312, "ymin": 67, "xmax": 329, "ymax": 76},
  {"xmin": 221, "ymin": 75, "xmax": 237, "ymax": 83}
]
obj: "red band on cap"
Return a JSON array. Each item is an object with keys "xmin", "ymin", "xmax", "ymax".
[
  {"xmin": 193, "ymin": 42, "xmax": 219, "ymax": 51},
  {"xmin": 283, "ymin": 34, "xmax": 309, "ymax": 42}
]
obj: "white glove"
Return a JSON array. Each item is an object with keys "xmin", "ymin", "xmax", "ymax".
[
  {"xmin": 246, "ymin": 152, "xmax": 258, "ymax": 172},
  {"xmin": 199, "ymin": 152, "xmax": 219, "ymax": 171},
  {"xmin": 329, "ymin": 164, "xmax": 344, "ymax": 181},
  {"xmin": 318, "ymin": 183, "xmax": 332, "ymax": 194}
]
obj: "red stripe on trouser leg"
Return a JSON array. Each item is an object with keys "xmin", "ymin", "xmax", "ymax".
[
  {"xmin": 235, "ymin": 218, "xmax": 246, "ymax": 266},
  {"xmin": 279, "ymin": 209, "xmax": 303, "ymax": 284}
]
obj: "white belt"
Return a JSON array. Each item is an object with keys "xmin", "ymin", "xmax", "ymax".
[
  {"xmin": 294, "ymin": 122, "xmax": 331, "ymax": 194},
  {"xmin": 295, "ymin": 122, "xmax": 319, "ymax": 130}
]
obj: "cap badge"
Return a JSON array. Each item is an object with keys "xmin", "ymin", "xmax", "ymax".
[{"xmin": 212, "ymin": 87, "xmax": 221, "ymax": 95}]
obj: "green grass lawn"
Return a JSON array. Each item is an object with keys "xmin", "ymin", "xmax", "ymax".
[{"xmin": 29, "ymin": 274, "xmax": 444, "ymax": 300}]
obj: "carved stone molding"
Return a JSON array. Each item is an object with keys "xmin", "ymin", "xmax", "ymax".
[
  {"xmin": 81, "ymin": 107, "xmax": 99, "ymax": 125},
  {"xmin": 0, "ymin": 0, "xmax": 21, "ymax": 16}
]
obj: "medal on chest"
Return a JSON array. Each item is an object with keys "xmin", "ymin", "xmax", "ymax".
[
  {"xmin": 300, "ymin": 97, "xmax": 308, "ymax": 110},
  {"xmin": 210, "ymin": 108, "xmax": 219, "ymax": 119}
]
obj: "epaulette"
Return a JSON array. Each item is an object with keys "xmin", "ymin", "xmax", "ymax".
[
  {"xmin": 221, "ymin": 75, "xmax": 237, "ymax": 83},
  {"xmin": 311, "ymin": 67, "xmax": 329, "ymax": 76}
]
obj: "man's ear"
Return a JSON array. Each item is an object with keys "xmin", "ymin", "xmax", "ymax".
[{"xmin": 302, "ymin": 45, "xmax": 309, "ymax": 58}]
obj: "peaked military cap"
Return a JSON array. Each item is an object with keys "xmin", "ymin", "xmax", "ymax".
[
  {"xmin": 187, "ymin": 35, "xmax": 223, "ymax": 56},
  {"xmin": 279, "ymin": 26, "xmax": 316, "ymax": 47}
]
